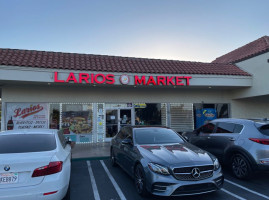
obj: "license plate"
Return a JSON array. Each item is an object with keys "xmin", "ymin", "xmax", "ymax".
[{"xmin": 0, "ymin": 173, "xmax": 19, "ymax": 184}]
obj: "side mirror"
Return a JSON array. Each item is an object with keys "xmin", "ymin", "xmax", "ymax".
[
  {"xmin": 122, "ymin": 138, "xmax": 133, "ymax": 146},
  {"xmin": 66, "ymin": 140, "xmax": 72, "ymax": 145},
  {"xmin": 66, "ymin": 139, "xmax": 76, "ymax": 148}
]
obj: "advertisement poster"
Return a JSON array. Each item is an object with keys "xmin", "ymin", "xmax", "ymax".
[
  {"xmin": 195, "ymin": 109, "xmax": 203, "ymax": 129},
  {"xmin": 195, "ymin": 108, "xmax": 217, "ymax": 129},
  {"xmin": 61, "ymin": 110, "xmax": 92, "ymax": 135},
  {"xmin": 6, "ymin": 103, "xmax": 49, "ymax": 130}
]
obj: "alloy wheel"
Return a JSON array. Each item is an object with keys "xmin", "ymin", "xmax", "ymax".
[
  {"xmin": 232, "ymin": 155, "xmax": 249, "ymax": 178},
  {"xmin": 135, "ymin": 166, "xmax": 144, "ymax": 194}
]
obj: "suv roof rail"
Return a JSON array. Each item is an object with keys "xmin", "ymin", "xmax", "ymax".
[{"xmin": 247, "ymin": 118, "xmax": 269, "ymax": 122}]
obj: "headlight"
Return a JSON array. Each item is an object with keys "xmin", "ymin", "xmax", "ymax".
[
  {"xmin": 148, "ymin": 163, "xmax": 170, "ymax": 175},
  {"xmin": 213, "ymin": 158, "xmax": 220, "ymax": 170}
]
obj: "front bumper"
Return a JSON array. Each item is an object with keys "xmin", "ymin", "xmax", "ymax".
[{"xmin": 146, "ymin": 168, "xmax": 223, "ymax": 196}]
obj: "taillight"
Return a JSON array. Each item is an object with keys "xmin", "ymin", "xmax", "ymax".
[
  {"xmin": 32, "ymin": 161, "xmax": 63, "ymax": 177},
  {"xmin": 43, "ymin": 191, "xmax": 58, "ymax": 195},
  {"xmin": 249, "ymin": 138, "xmax": 269, "ymax": 145}
]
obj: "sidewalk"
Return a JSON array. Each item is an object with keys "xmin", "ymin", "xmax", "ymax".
[{"xmin": 71, "ymin": 142, "xmax": 110, "ymax": 160}]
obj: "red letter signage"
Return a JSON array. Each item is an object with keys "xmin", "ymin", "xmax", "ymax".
[
  {"xmin": 54, "ymin": 72, "xmax": 65, "ymax": 83},
  {"xmin": 135, "ymin": 76, "xmax": 146, "ymax": 85}
]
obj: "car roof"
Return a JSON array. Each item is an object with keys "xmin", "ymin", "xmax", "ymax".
[
  {"xmin": 211, "ymin": 118, "xmax": 269, "ymax": 125},
  {"xmin": 130, "ymin": 126, "xmax": 169, "ymax": 129},
  {"xmin": 0, "ymin": 129, "xmax": 57, "ymax": 136}
]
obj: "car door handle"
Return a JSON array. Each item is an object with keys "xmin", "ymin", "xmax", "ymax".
[
  {"xmin": 229, "ymin": 137, "xmax": 235, "ymax": 141},
  {"xmin": 207, "ymin": 137, "xmax": 211, "ymax": 139}
]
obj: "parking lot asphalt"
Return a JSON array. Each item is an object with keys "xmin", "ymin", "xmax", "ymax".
[{"xmin": 70, "ymin": 159, "xmax": 269, "ymax": 200}]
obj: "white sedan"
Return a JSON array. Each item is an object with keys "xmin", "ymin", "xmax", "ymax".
[{"xmin": 0, "ymin": 129, "xmax": 71, "ymax": 200}]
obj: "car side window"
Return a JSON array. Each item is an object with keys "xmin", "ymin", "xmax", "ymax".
[
  {"xmin": 234, "ymin": 124, "xmax": 243, "ymax": 133},
  {"xmin": 199, "ymin": 123, "xmax": 216, "ymax": 134},
  {"xmin": 216, "ymin": 122, "xmax": 235, "ymax": 133}
]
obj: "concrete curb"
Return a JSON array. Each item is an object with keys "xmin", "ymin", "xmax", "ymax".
[{"xmin": 71, "ymin": 156, "xmax": 110, "ymax": 162}]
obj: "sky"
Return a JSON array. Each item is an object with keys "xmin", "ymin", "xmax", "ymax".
[{"xmin": 0, "ymin": 0, "xmax": 268, "ymax": 62}]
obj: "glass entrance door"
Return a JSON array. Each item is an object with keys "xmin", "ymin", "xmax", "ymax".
[
  {"xmin": 106, "ymin": 109, "xmax": 118, "ymax": 138},
  {"xmin": 105, "ymin": 109, "xmax": 132, "ymax": 140},
  {"xmin": 120, "ymin": 109, "xmax": 131, "ymax": 129}
]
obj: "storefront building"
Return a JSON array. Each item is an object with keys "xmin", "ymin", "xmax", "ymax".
[{"xmin": 0, "ymin": 36, "xmax": 268, "ymax": 143}]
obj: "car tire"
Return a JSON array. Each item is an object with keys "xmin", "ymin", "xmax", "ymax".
[
  {"xmin": 134, "ymin": 164, "xmax": 149, "ymax": 197},
  {"xmin": 231, "ymin": 153, "xmax": 253, "ymax": 179},
  {"xmin": 110, "ymin": 148, "xmax": 117, "ymax": 167}
]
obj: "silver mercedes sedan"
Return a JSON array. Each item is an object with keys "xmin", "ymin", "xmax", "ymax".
[{"xmin": 110, "ymin": 126, "xmax": 224, "ymax": 197}]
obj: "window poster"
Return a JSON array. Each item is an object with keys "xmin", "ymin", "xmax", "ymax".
[
  {"xmin": 6, "ymin": 103, "xmax": 49, "ymax": 130},
  {"xmin": 61, "ymin": 106, "xmax": 92, "ymax": 135}
]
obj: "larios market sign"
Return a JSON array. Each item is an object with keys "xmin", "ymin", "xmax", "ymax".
[{"xmin": 54, "ymin": 72, "xmax": 192, "ymax": 86}]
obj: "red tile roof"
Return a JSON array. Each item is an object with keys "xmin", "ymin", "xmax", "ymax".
[
  {"xmin": 212, "ymin": 36, "xmax": 269, "ymax": 64},
  {"xmin": 0, "ymin": 48, "xmax": 250, "ymax": 76}
]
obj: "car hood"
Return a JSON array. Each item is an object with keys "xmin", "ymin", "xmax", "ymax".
[{"xmin": 137, "ymin": 143, "xmax": 214, "ymax": 166}]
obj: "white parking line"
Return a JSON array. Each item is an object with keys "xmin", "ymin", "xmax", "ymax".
[
  {"xmin": 87, "ymin": 161, "xmax": 101, "ymax": 200},
  {"xmin": 225, "ymin": 179, "xmax": 269, "ymax": 200},
  {"xmin": 100, "ymin": 160, "xmax": 127, "ymax": 200},
  {"xmin": 221, "ymin": 188, "xmax": 246, "ymax": 200}
]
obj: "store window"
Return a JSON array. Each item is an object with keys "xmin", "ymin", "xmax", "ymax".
[
  {"xmin": 49, "ymin": 104, "xmax": 60, "ymax": 129},
  {"xmin": 61, "ymin": 104, "xmax": 93, "ymax": 142},
  {"xmin": 193, "ymin": 103, "xmax": 230, "ymax": 129},
  {"xmin": 6, "ymin": 103, "xmax": 49, "ymax": 130},
  {"xmin": 135, "ymin": 103, "xmax": 162, "ymax": 126}
]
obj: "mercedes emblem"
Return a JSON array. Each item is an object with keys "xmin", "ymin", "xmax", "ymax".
[
  {"xmin": 191, "ymin": 167, "xmax": 200, "ymax": 178},
  {"xmin": 4, "ymin": 165, "xmax": 10, "ymax": 172}
]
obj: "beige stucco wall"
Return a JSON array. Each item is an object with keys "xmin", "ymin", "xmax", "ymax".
[
  {"xmin": 2, "ymin": 84, "xmax": 232, "ymax": 103},
  {"xmin": 2, "ymin": 84, "xmax": 268, "ymax": 131},
  {"xmin": 231, "ymin": 96, "xmax": 269, "ymax": 118},
  {"xmin": 233, "ymin": 52, "xmax": 269, "ymax": 99}
]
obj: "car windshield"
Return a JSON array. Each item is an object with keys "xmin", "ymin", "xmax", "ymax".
[
  {"xmin": 134, "ymin": 128, "xmax": 184, "ymax": 144},
  {"xmin": 0, "ymin": 134, "xmax": 56, "ymax": 154}
]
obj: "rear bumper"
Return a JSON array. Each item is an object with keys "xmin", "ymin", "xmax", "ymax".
[
  {"xmin": 0, "ymin": 184, "xmax": 68, "ymax": 200},
  {"xmin": 0, "ymin": 168, "xmax": 70, "ymax": 200}
]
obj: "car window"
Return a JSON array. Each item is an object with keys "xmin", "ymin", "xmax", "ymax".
[
  {"xmin": 216, "ymin": 122, "xmax": 235, "ymax": 133},
  {"xmin": 259, "ymin": 124, "xmax": 269, "ymax": 136},
  {"xmin": 234, "ymin": 124, "xmax": 243, "ymax": 133},
  {"xmin": 134, "ymin": 128, "xmax": 184, "ymax": 144},
  {"xmin": 199, "ymin": 123, "xmax": 216, "ymax": 134},
  {"xmin": 216, "ymin": 122, "xmax": 243, "ymax": 133},
  {"xmin": 0, "ymin": 134, "xmax": 56, "ymax": 154}
]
